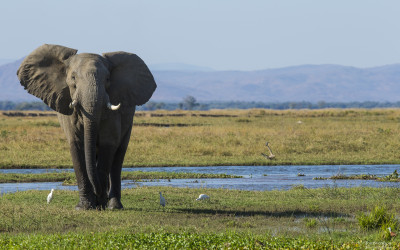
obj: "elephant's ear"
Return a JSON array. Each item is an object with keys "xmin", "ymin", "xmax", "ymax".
[
  {"xmin": 103, "ymin": 52, "xmax": 157, "ymax": 109},
  {"xmin": 17, "ymin": 44, "xmax": 77, "ymax": 115}
]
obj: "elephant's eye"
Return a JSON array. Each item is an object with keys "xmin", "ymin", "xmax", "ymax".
[{"xmin": 71, "ymin": 76, "xmax": 76, "ymax": 81}]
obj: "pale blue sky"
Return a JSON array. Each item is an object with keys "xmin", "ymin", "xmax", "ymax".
[{"xmin": 1, "ymin": 0, "xmax": 399, "ymax": 70}]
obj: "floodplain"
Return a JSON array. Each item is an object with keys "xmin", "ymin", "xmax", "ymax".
[{"xmin": 2, "ymin": 109, "xmax": 400, "ymax": 248}]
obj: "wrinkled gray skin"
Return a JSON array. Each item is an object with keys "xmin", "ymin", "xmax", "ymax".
[{"xmin": 17, "ymin": 44, "xmax": 156, "ymax": 210}]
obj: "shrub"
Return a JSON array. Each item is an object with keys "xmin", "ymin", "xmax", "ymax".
[
  {"xmin": 381, "ymin": 170, "xmax": 399, "ymax": 181},
  {"xmin": 304, "ymin": 218, "xmax": 318, "ymax": 228},
  {"xmin": 357, "ymin": 206, "xmax": 398, "ymax": 231}
]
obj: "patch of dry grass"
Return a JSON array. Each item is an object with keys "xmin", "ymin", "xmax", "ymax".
[{"xmin": 1, "ymin": 109, "xmax": 400, "ymax": 168}]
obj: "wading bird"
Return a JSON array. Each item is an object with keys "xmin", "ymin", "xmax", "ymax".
[
  {"xmin": 388, "ymin": 227, "xmax": 396, "ymax": 237},
  {"xmin": 159, "ymin": 192, "xmax": 166, "ymax": 207},
  {"xmin": 196, "ymin": 194, "xmax": 210, "ymax": 200},
  {"xmin": 261, "ymin": 142, "xmax": 275, "ymax": 160},
  {"xmin": 47, "ymin": 189, "xmax": 54, "ymax": 204}
]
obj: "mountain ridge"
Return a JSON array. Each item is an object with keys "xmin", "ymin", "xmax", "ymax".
[{"xmin": 1, "ymin": 58, "xmax": 400, "ymax": 103}]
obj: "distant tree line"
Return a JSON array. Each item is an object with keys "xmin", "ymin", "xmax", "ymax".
[
  {"xmin": 0, "ymin": 101, "xmax": 50, "ymax": 111},
  {"xmin": 138, "ymin": 97, "xmax": 400, "ymax": 111},
  {"xmin": 3, "ymin": 98, "xmax": 400, "ymax": 111}
]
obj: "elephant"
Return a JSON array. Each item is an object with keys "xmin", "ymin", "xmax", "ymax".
[{"xmin": 17, "ymin": 44, "xmax": 157, "ymax": 210}]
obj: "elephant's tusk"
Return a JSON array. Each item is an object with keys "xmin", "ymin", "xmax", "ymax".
[
  {"xmin": 107, "ymin": 102, "xmax": 121, "ymax": 111},
  {"xmin": 69, "ymin": 100, "xmax": 78, "ymax": 109}
]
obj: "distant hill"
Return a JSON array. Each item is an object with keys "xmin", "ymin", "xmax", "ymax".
[
  {"xmin": 149, "ymin": 63, "xmax": 214, "ymax": 72},
  {"xmin": 0, "ymin": 58, "xmax": 39, "ymax": 102},
  {"xmin": 0, "ymin": 58, "xmax": 15, "ymax": 66},
  {"xmin": 151, "ymin": 64, "xmax": 400, "ymax": 102},
  {"xmin": 1, "ymin": 58, "xmax": 400, "ymax": 103}
]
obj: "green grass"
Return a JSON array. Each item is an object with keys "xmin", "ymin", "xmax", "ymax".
[
  {"xmin": 0, "ymin": 171, "xmax": 239, "ymax": 185},
  {"xmin": 4, "ymin": 109, "xmax": 400, "ymax": 247},
  {"xmin": 1, "ymin": 186, "xmax": 400, "ymax": 247},
  {"xmin": 3, "ymin": 109, "xmax": 400, "ymax": 168},
  {"xmin": 2, "ymin": 231, "xmax": 393, "ymax": 249},
  {"xmin": 357, "ymin": 205, "xmax": 398, "ymax": 231},
  {"xmin": 2, "ymin": 231, "xmax": 399, "ymax": 249},
  {"xmin": 314, "ymin": 169, "xmax": 400, "ymax": 182},
  {"xmin": 0, "ymin": 172, "xmax": 73, "ymax": 183}
]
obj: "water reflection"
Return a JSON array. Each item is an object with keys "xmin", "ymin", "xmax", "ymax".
[{"xmin": 1, "ymin": 165, "xmax": 400, "ymax": 194}]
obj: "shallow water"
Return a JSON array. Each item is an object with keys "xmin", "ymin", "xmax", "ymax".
[{"xmin": 1, "ymin": 165, "xmax": 400, "ymax": 194}]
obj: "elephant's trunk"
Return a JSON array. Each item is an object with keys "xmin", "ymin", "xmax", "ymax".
[
  {"xmin": 81, "ymin": 77, "xmax": 105, "ymax": 199},
  {"xmin": 83, "ymin": 117, "xmax": 102, "ymax": 197}
]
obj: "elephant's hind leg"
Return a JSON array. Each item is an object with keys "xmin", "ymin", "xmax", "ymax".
[{"xmin": 108, "ymin": 149, "xmax": 126, "ymax": 210}]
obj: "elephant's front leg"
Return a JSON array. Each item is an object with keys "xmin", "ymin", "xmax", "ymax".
[
  {"xmin": 69, "ymin": 142, "xmax": 97, "ymax": 210},
  {"xmin": 108, "ymin": 125, "xmax": 133, "ymax": 210},
  {"xmin": 96, "ymin": 146, "xmax": 117, "ymax": 209}
]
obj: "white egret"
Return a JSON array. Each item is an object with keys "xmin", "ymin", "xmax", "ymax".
[
  {"xmin": 47, "ymin": 189, "xmax": 54, "ymax": 204},
  {"xmin": 159, "ymin": 192, "xmax": 166, "ymax": 207},
  {"xmin": 196, "ymin": 194, "xmax": 210, "ymax": 200}
]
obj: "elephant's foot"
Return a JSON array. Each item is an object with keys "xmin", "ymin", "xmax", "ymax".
[
  {"xmin": 96, "ymin": 193, "xmax": 109, "ymax": 210},
  {"xmin": 108, "ymin": 197, "xmax": 124, "ymax": 210},
  {"xmin": 75, "ymin": 197, "xmax": 96, "ymax": 210}
]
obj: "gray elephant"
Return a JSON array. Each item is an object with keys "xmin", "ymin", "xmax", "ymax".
[{"xmin": 17, "ymin": 44, "xmax": 156, "ymax": 210}]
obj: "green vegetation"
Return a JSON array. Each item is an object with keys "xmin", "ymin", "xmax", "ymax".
[
  {"xmin": 140, "ymin": 100, "xmax": 400, "ymax": 111},
  {"xmin": 3, "ymin": 109, "xmax": 400, "ymax": 247},
  {"xmin": 0, "ymin": 171, "xmax": 239, "ymax": 185},
  {"xmin": 315, "ymin": 170, "xmax": 400, "ymax": 182},
  {"xmin": 3, "ymin": 109, "xmax": 400, "ymax": 168},
  {"xmin": 314, "ymin": 174, "xmax": 378, "ymax": 180},
  {"xmin": 1, "ymin": 186, "xmax": 400, "ymax": 247},
  {"xmin": 357, "ymin": 205, "xmax": 398, "ymax": 231},
  {"xmin": 0, "ymin": 101, "xmax": 50, "ymax": 111},
  {"xmin": 380, "ymin": 170, "xmax": 400, "ymax": 181},
  {"xmin": 3, "ymin": 231, "xmax": 397, "ymax": 249},
  {"xmin": 0, "ymin": 172, "xmax": 74, "ymax": 183},
  {"xmin": 2, "ymin": 231, "xmax": 400, "ymax": 249}
]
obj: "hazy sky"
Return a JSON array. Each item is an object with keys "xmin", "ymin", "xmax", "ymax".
[{"xmin": 1, "ymin": 0, "xmax": 399, "ymax": 71}]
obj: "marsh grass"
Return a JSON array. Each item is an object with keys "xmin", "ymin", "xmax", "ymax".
[
  {"xmin": 2, "ymin": 109, "xmax": 400, "ymax": 168},
  {"xmin": 0, "ymin": 171, "xmax": 239, "ymax": 185},
  {"xmin": 3, "ymin": 109, "xmax": 400, "ymax": 247},
  {"xmin": 314, "ymin": 169, "xmax": 400, "ymax": 182},
  {"xmin": 1, "ymin": 186, "xmax": 400, "ymax": 247},
  {"xmin": 357, "ymin": 205, "xmax": 398, "ymax": 231}
]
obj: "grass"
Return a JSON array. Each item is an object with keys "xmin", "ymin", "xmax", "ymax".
[
  {"xmin": 2, "ymin": 231, "xmax": 391, "ymax": 249},
  {"xmin": 357, "ymin": 205, "xmax": 398, "ymax": 231},
  {"xmin": 314, "ymin": 169, "xmax": 400, "ymax": 182},
  {"xmin": 3, "ymin": 109, "xmax": 400, "ymax": 247},
  {"xmin": 0, "ymin": 171, "xmax": 240, "ymax": 185},
  {"xmin": 1, "ymin": 186, "xmax": 400, "ymax": 247},
  {"xmin": 3, "ymin": 231, "xmax": 399, "ymax": 249},
  {"xmin": 2, "ymin": 108, "xmax": 400, "ymax": 168}
]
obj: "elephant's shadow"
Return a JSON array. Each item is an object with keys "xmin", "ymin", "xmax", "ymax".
[
  {"xmin": 175, "ymin": 208, "xmax": 349, "ymax": 219},
  {"xmin": 123, "ymin": 207, "xmax": 349, "ymax": 219}
]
